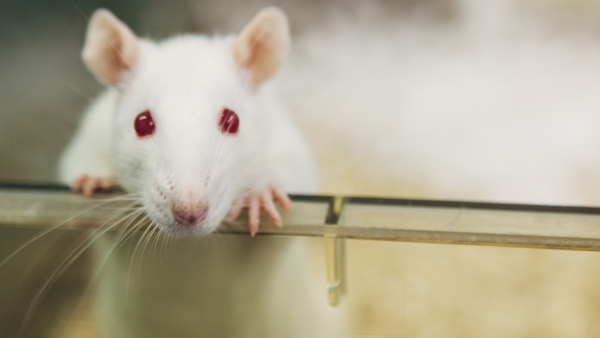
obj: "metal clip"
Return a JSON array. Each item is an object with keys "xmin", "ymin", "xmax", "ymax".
[{"xmin": 324, "ymin": 196, "xmax": 346, "ymax": 307}]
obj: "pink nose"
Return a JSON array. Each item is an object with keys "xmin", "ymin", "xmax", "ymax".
[{"xmin": 172, "ymin": 202, "xmax": 209, "ymax": 225}]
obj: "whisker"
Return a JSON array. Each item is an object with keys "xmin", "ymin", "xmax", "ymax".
[
  {"xmin": 137, "ymin": 223, "xmax": 159, "ymax": 272},
  {"xmin": 151, "ymin": 223, "xmax": 163, "ymax": 260},
  {"xmin": 67, "ymin": 207, "xmax": 146, "ymax": 324},
  {"xmin": 126, "ymin": 218, "xmax": 155, "ymax": 296},
  {"xmin": 17, "ymin": 202, "xmax": 139, "ymax": 337},
  {"xmin": 159, "ymin": 229, "xmax": 171, "ymax": 267},
  {"xmin": 0, "ymin": 195, "xmax": 137, "ymax": 271}
]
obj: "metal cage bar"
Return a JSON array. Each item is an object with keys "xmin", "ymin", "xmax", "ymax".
[{"xmin": 2, "ymin": 183, "xmax": 600, "ymax": 251}]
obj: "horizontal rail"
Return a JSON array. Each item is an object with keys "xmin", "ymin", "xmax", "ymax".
[{"xmin": 2, "ymin": 183, "xmax": 600, "ymax": 251}]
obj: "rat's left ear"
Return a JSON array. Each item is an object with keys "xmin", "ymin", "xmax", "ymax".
[{"xmin": 232, "ymin": 7, "xmax": 290, "ymax": 85}]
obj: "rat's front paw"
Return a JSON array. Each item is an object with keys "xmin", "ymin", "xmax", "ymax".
[
  {"xmin": 227, "ymin": 184, "xmax": 292, "ymax": 237},
  {"xmin": 71, "ymin": 175, "xmax": 117, "ymax": 197}
]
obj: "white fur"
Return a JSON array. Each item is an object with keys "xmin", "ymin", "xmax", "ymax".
[
  {"xmin": 60, "ymin": 33, "xmax": 316, "ymax": 236},
  {"xmin": 58, "ymin": 8, "xmax": 336, "ymax": 338},
  {"xmin": 58, "ymin": 89, "xmax": 117, "ymax": 183}
]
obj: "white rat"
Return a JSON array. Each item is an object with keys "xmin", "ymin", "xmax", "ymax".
[
  {"xmin": 58, "ymin": 7, "xmax": 339, "ymax": 338},
  {"xmin": 59, "ymin": 7, "xmax": 316, "ymax": 236}
]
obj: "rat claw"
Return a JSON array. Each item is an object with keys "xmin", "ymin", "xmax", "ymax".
[
  {"xmin": 261, "ymin": 191, "xmax": 282, "ymax": 227},
  {"xmin": 234, "ymin": 182, "xmax": 291, "ymax": 236},
  {"xmin": 100, "ymin": 177, "xmax": 117, "ymax": 190},
  {"xmin": 248, "ymin": 196, "xmax": 261, "ymax": 237},
  {"xmin": 272, "ymin": 186, "xmax": 292, "ymax": 210},
  {"xmin": 83, "ymin": 178, "xmax": 99, "ymax": 197},
  {"xmin": 227, "ymin": 198, "xmax": 246, "ymax": 221},
  {"xmin": 71, "ymin": 175, "xmax": 117, "ymax": 198},
  {"xmin": 71, "ymin": 175, "xmax": 88, "ymax": 191}
]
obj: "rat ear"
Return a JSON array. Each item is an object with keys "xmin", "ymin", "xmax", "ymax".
[
  {"xmin": 82, "ymin": 9, "xmax": 139, "ymax": 86},
  {"xmin": 232, "ymin": 7, "xmax": 290, "ymax": 85}
]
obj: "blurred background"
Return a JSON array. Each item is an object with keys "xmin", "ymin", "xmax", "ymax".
[{"xmin": 4, "ymin": 0, "xmax": 600, "ymax": 337}]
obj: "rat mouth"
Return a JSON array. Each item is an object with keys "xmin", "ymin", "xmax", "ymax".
[{"xmin": 154, "ymin": 219, "xmax": 215, "ymax": 237}]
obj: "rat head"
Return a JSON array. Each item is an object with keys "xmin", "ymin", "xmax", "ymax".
[{"xmin": 82, "ymin": 8, "xmax": 290, "ymax": 236}]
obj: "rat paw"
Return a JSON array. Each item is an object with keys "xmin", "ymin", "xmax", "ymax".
[
  {"xmin": 71, "ymin": 175, "xmax": 117, "ymax": 197},
  {"xmin": 227, "ymin": 184, "xmax": 292, "ymax": 237}
]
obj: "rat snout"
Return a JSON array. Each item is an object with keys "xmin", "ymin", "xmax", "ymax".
[{"xmin": 172, "ymin": 200, "xmax": 209, "ymax": 225}]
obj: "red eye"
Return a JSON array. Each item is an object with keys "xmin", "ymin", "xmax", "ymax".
[
  {"xmin": 219, "ymin": 108, "xmax": 239, "ymax": 134},
  {"xmin": 134, "ymin": 110, "xmax": 155, "ymax": 137}
]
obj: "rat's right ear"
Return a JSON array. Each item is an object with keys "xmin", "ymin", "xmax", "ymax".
[{"xmin": 82, "ymin": 9, "xmax": 139, "ymax": 86}]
